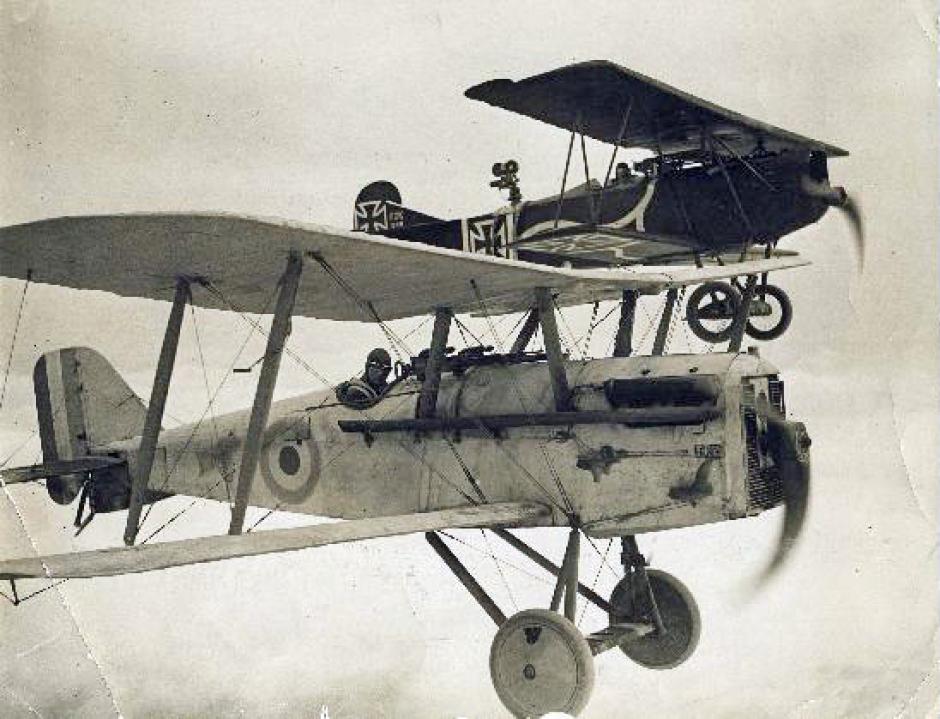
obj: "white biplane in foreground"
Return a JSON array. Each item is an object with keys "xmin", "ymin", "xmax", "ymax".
[{"xmin": 0, "ymin": 211, "xmax": 812, "ymax": 716}]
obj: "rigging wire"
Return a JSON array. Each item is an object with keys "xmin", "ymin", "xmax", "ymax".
[
  {"xmin": 0, "ymin": 430, "xmax": 38, "ymax": 470},
  {"xmin": 571, "ymin": 302, "xmax": 619, "ymax": 350},
  {"xmin": 189, "ymin": 303, "xmax": 228, "ymax": 503},
  {"xmin": 501, "ymin": 310, "xmax": 530, "ymax": 345},
  {"xmin": 246, "ymin": 503, "xmax": 281, "ymax": 533},
  {"xmin": 0, "ymin": 577, "xmax": 69, "ymax": 606},
  {"xmin": 200, "ymin": 280, "xmax": 335, "ymax": 387},
  {"xmin": 308, "ymin": 255, "xmax": 415, "ymax": 360},
  {"xmin": 139, "ymin": 475, "xmax": 231, "ymax": 544},
  {"xmin": 469, "ymin": 282, "xmax": 575, "ymax": 517},
  {"xmin": 0, "ymin": 272, "xmax": 31, "ymax": 410},
  {"xmin": 635, "ymin": 296, "xmax": 659, "ymax": 354},
  {"xmin": 584, "ymin": 533, "xmax": 621, "ymax": 579},
  {"xmin": 551, "ymin": 297, "xmax": 582, "ymax": 360},
  {"xmin": 481, "ymin": 528, "xmax": 518, "ymax": 611},
  {"xmin": 443, "ymin": 437, "xmax": 486, "ymax": 504},
  {"xmin": 400, "ymin": 315, "xmax": 432, "ymax": 343},
  {"xmin": 663, "ymin": 287, "xmax": 686, "ymax": 353},
  {"xmin": 207, "ymin": 276, "xmax": 486, "ymax": 520},
  {"xmin": 452, "ymin": 315, "xmax": 486, "ymax": 348},
  {"xmin": 577, "ymin": 537, "xmax": 613, "ymax": 627},
  {"xmin": 137, "ymin": 285, "xmax": 278, "ymax": 530},
  {"xmin": 469, "ymin": 280, "xmax": 506, "ymax": 353},
  {"xmin": 711, "ymin": 134, "xmax": 777, "ymax": 192},
  {"xmin": 553, "ymin": 128, "xmax": 577, "ymax": 230},
  {"xmin": 438, "ymin": 531, "xmax": 553, "ymax": 587},
  {"xmin": 581, "ymin": 300, "xmax": 601, "ymax": 357}
]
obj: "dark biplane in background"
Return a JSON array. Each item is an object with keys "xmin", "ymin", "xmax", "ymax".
[{"xmin": 355, "ymin": 60, "xmax": 862, "ymax": 343}]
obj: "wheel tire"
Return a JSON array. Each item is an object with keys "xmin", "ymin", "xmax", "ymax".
[
  {"xmin": 686, "ymin": 281, "xmax": 741, "ymax": 343},
  {"xmin": 609, "ymin": 569, "xmax": 701, "ymax": 670},
  {"xmin": 745, "ymin": 284, "xmax": 793, "ymax": 340},
  {"xmin": 490, "ymin": 608, "xmax": 595, "ymax": 718}
]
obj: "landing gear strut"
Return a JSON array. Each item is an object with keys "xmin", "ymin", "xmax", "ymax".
[
  {"xmin": 429, "ymin": 528, "xmax": 701, "ymax": 717},
  {"xmin": 609, "ymin": 536, "xmax": 701, "ymax": 669}
]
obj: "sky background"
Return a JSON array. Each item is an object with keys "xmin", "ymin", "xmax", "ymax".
[{"xmin": 0, "ymin": 1, "xmax": 937, "ymax": 717}]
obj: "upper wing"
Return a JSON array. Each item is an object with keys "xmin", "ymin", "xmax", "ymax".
[
  {"xmin": 465, "ymin": 60, "xmax": 848, "ymax": 158},
  {"xmin": 0, "ymin": 501, "xmax": 549, "ymax": 579},
  {"xmin": 0, "ymin": 213, "xmax": 808, "ymax": 319}
]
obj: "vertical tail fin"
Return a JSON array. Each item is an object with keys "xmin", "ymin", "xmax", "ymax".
[
  {"xmin": 353, "ymin": 180, "xmax": 443, "ymax": 234},
  {"xmin": 33, "ymin": 348, "xmax": 147, "ymax": 503}
]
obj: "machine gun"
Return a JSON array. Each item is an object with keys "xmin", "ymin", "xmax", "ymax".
[{"xmin": 409, "ymin": 344, "xmax": 546, "ymax": 382}]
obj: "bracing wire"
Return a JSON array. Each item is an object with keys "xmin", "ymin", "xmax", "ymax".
[
  {"xmin": 0, "ymin": 272, "xmax": 31, "ymax": 410},
  {"xmin": 469, "ymin": 281, "xmax": 575, "ymax": 517},
  {"xmin": 439, "ymin": 531, "xmax": 553, "ymax": 587},
  {"xmin": 481, "ymin": 528, "xmax": 518, "ymax": 611},
  {"xmin": 577, "ymin": 538, "xmax": 613, "ymax": 627}
]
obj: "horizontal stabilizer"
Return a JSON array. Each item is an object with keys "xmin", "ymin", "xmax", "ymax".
[
  {"xmin": 0, "ymin": 213, "xmax": 809, "ymax": 320},
  {"xmin": 0, "ymin": 501, "xmax": 550, "ymax": 579},
  {"xmin": 1, "ymin": 456, "xmax": 124, "ymax": 485}
]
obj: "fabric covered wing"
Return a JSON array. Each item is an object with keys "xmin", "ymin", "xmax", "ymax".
[
  {"xmin": 0, "ymin": 502, "xmax": 549, "ymax": 579},
  {"xmin": 0, "ymin": 213, "xmax": 808, "ymax": 319},
  {"xmin": 465, "ymin": 60, "xmax": 848, "ymax": 158}
]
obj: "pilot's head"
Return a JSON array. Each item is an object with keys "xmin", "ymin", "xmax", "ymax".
[{"xmin": 364, "ymin": 348, "xmax": 392, "ymax": 389}]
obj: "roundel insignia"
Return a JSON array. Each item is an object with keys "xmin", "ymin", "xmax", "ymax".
[{"xmin": 259, "ymin": 438, "xmax": 319, "ymax": 505}]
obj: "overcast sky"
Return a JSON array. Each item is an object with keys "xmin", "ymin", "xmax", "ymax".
[{"xmin": 0, "ymin": 2, "xmax": 937, "ymax": 717}]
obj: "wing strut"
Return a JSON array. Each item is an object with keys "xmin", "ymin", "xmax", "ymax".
[
  {"xmin": 651, "ymin": 288, "xmax": 679, "ymax": 356},
  {"xmin": 124, "ymin": 277, "xmax": 190, "ymax": 546},
  {"xmin": 612, "ymin": 290, "xmax": 639, "ymax": 358},
  {"xmin": 228, "ymin": 252, "xmax": 303, "ymax": 535},
  {"xmin": 509, "ymin": 307, "xmax": 540, "ymax": 354},
  {"xmin": 727, "ymin": 274, "xmax": 758, "ymax": 352},
  {"xmin": 535, "ymin": 288, "xmax": 570, "ymax": 411},
  {"xmin": 426, "ymin": 531, "xmax": 506, "ymax": 626},
  {"xmin": 416, "ymin": 307, "xmax": 453, "ymax": 418}
]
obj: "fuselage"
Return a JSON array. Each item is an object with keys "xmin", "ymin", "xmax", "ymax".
[
  {"xmin": 100, "ymin": 352, "xmax": 790, "ymax": 538},
  {"xmin": 357, "ymin": 151, "xmax": 836, "ymax": 269}
]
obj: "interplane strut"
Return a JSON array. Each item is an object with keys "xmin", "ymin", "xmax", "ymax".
[
  {"xmin": 228, "ymin": 252, "xmax": 303, "ymax": 535},
  {"xmin": 124, "ymin": 277, "xmax": 191, "ymax": 546}
]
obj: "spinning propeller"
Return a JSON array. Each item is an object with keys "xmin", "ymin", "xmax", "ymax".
[
  {"xmin": 802, "ymin": 151, "xmax": 865, "ymax": 269},
  {"xmin": 756, "ymin": 398, "xmax": 812, "ymax": 583},
  {"xmin": 838, "ymin": 193, "xmax": 865, "ymax": 269}
]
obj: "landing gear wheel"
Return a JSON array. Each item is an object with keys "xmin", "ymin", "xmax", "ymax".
[
  {"xmin": 686, "ymin": 281, "xmax": 741, "ymax": 343},
  {"xmin": 745, "ymin": 284, "xmax": 792, "ymax": 340},
  {"xmin": 608, "ymin": 569, "xmax": 701, "ymax": 670},
  {"xmin": 490, "ymin": 608, "xmax": 595, "ymax": 718}
]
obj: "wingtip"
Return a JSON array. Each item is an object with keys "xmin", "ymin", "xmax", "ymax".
[{"xmin": 0, "ymin": 558, "xmax": 48, "ymax": 581}]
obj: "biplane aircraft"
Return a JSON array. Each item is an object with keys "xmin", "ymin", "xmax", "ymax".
[
  {"xmin": 0, "ymin": 61, "xmax": 826, "ymax": 718},
  {"xmin": 355, "ymin": 60, "xmax": 862, "ymax": 343}
]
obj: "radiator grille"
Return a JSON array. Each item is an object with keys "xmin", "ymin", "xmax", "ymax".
[
  {"xmin": 742, "ymin": 381, "xmax": 783, "ymax": 510},
  {"xmin": 768, "ymin": 376, "xmax": 785, "ymax": 413}
]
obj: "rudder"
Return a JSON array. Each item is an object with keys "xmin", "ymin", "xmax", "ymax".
[
  {"xmin": 353, "ymin": 180, "xmax": 443, "ymax": 234},
  {"xmin": 34, "ymin": 348, "xmax": 147, "ymax": 503}
]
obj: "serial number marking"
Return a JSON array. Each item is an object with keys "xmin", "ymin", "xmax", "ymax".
[{"xmin": 694, "ymin": 443, "xmax": 723, "ymax": 459}]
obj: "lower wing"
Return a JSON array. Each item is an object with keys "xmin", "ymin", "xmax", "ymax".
[{"xmin": 0, "ymin": 502, "xmax": 549, "ymax": 579}]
